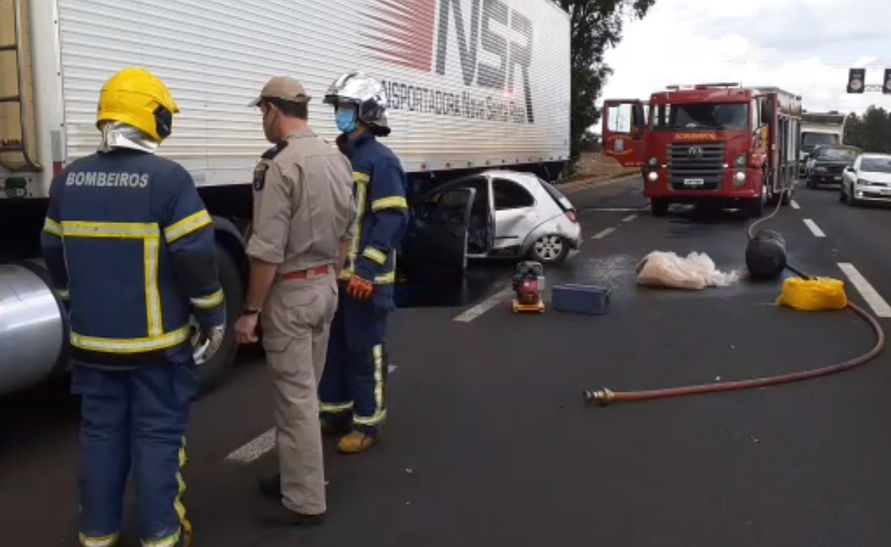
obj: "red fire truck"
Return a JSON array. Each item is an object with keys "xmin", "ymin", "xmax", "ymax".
[{"xmin": 601, "ymin": 83, "xmax": 802, "ymax": 217}]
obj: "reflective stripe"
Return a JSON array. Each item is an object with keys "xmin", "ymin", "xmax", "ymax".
[
  {"xmin": 44, "ymin": 217, "xmax": 63, "ymax": 237},
  {"xmin": 145, "ymin": 236, "xmax": 162, "ymax": 337},
  {"xmin": 346, "ymin": 173, "xmax": 369, "ymax": 275},
  {"xmin": 371, "ymin": 196, "xmax": 408, "ymax": 212},
  {"xmin": 55, "ymin": 288, "xmax": 70, "ymax": 300},
  {"xmin": 354, "ymin": 344, "xmax": 387, "ymax": 427},
  {"xmin": 362, "ymin": 247, "xmax": 387, "ymax": 265},
  {"xmin": 164, "ymin": 210, "xmax": 212, "ymax": 244},
  {"xmin": 321, "ymin": 401, "xmax": 354, "ymax": 414},
  {"xmin": 79, "ymin": 532, "xmax": 119, "ymax": 547},
  {"xmin": 191, "ymin": 288, "xmax": 224, "ymax": 310},
  {"xmin": 141, "ymin": 530, "xmax": 181, "ymax": 547},
  {"xmin": 62, "ymin": 221, "xmax": 159, "ymax": 239},
  {"xmin": 70, "ymin": 326, "xmax": 191, "ymax": 354},
  {"xmin": 337, "ymin": 268, "xmax": 395, "ymax": 285}
]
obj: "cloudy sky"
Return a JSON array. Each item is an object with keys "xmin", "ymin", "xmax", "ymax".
[{"xmin": 600, "ymin": 0, "xmax": 891, "ymax": 114}]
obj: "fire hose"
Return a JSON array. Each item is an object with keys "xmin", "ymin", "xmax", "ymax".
[{"xmin": 584, "ymin": 191, "xmax": 887, "ymax": 406}]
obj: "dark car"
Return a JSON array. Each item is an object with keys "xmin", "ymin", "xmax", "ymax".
[{"xmin": 806, "ymin": 145, "xmax": 862, "ymax": 188}]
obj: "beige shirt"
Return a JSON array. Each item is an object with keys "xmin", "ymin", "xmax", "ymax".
[{"xmin": 247, "ymin": 129, "xmax": 356, "ymax": 273}]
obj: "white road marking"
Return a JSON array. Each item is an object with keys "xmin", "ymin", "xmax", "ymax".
[
  {"xmin": 582, "ymin": 207, "xmax": 645, "ymax": 212},
  {"xmin": 453, "ymin": 286, "xmax": 513, "ymax": 322},
  {"xmin": 388, "ymin": 364, "xmax": 398, "ymax": 373},
  {"xmin": 622, "ymin": 214, "xmax": 638, "ymax": 222},
  {"xmin": 226, "ymin": 428, "xmax": 276, "ymax": 464},
  {"xmin": 837, "ymin": 263, "xmax": 891, "ymax": 318},
  {"xmin": 790, "ymin": 200, "xmax": 801, "ymax": 210},
  {"xmin": 803, "ymin": 219, "xmax": 826, "ymax": 238},
  {"xmin": 591, "ymin": 227, "xmax": 616, "ymax": 240}
]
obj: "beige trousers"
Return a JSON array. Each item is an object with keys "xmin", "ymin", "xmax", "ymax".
[{"xmin": 261, "ymin": 270, "xmax": 337, "ymax": 515}]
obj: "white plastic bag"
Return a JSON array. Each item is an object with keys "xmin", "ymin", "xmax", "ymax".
[{"xmin": 636, "ymin": 251, "xmax": 740, "ymax": 290}]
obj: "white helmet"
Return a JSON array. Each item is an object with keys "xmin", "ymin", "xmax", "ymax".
[{"xmin": 324, "ymin": 71, "xmax": 390, "ymax": 136}]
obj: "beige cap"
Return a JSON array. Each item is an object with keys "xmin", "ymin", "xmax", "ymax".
[{"xmin": 249, "ymin": 76, "xmax": 312, "ymax": 107}]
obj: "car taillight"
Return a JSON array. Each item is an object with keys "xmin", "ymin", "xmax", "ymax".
[{"xmin": 565, "ymin": 210, "xmax": 578, "ymax": 223}]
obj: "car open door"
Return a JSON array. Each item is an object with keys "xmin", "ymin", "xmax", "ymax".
[
  {"xmin": 602, "ymin": 99, "xmax": 646, "ymax": 168},
  {"xmin": 398, "ymin": 187, "xmax": 475, "ymax": 288}
]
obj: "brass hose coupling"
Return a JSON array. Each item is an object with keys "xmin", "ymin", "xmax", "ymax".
[{"xmin": 583, "ymin": 387, "xmax": 615, "ymax": 406}]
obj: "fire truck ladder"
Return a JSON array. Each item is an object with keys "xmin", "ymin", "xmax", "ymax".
[{"xmin": 0, "ymin": 0, "xmax": 41, "ymax": 172}]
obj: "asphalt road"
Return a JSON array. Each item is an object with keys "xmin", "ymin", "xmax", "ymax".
[{"xmin": 3, "ymin": 177, "xmax": 891, "ymax": 546}]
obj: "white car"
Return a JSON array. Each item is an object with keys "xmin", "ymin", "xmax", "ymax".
[
  {"xmin": 411, "ymin": 170, "xmax": 582, "ymax": 264},
  {"xmin": 840, "ymin": 153, "xmax": 891, "ymax": 205}
]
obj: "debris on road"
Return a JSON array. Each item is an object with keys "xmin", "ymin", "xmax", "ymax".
[{"xmin": 636, "ymin": 251, "xmax": 740, "ymax": 290}]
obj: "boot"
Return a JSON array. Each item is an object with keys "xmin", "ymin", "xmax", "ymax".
[{"xmin": 337, "ymin": 429, "xmax": 379, "ymax": 454}]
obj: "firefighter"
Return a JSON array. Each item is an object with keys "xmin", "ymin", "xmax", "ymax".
[
  {"xmin": 41, "ymin": 67, "xmax": 225, "ymax": 547},
  {"xmin": 319, "ymin": 72, "xmax": 409, "ymax": 454}
]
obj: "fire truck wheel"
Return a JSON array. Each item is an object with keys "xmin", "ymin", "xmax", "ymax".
[
  {"xmin": 747, "ymin": 195, "xmax": 765, "ymax": 218},
  {"xmin": 650, "ymin": 198, "xmax": 669, "ymax": 217}
]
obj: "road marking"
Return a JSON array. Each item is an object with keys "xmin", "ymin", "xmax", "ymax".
[
  {"xmin": 226, "ymin": 428, "xmax": 276, "ymax": 464},
  {"xmin": 790, "ymin": 200, "xmax": 801, "ymax": 210},
  {"xmin": 582, "ymin": 207, "xmax": 645, "ymax": 212},
  {"xmin": 591, "ymin": 227, "xmax": 616, "ymax": 240},
  {"xmin": 388, "ymin": 364, "xmax": 398, "ymax": 373},
  {"xmin": 837, "ymin": 263, "xmax": 891, "ymax": 318},
  {"xmin": 453, "ymin": 286, "xmax": 513, "ymax": 322},
  {"xmin": 803, "ymin": 219, "xmax": 826, "ymax": 238},
  {"xmin": 622, "ymin": 214, "xmax": 638, "ymax": 222}
]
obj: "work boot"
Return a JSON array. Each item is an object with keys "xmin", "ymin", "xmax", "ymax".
[
  {"xmin": 320, "ymin": 419, "xmax": 351, "ymax": 437},
  {"xmin": 337, "ymin": 429, "xmax": 379, "ymax": 454},
  {"xmin": 258, "ymin": 473, "xmax": 281, "ymax": 499},
  {"xmin": 256, "ymin": 503, "xmax": 326, "ymax": 527}
]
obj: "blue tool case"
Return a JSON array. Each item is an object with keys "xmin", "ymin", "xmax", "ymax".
[{"xmin": 551, "ymin": 284, "xmax": 611, "ymax": 315}]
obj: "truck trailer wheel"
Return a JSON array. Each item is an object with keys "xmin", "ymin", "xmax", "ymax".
[
  {"xmin": 651, "ymin": 198, "xmax": 669, "ymax": 217},
  {"xmin": 196, "ymin": 246, "xmax": 243, "ymax": 394}
]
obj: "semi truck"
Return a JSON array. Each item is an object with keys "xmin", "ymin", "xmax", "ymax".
[
  {"xmin": 800, "ymin": 110, "xmax": 846, "ymax": 164},
  {"xmin": 600, "ymin": 83, "xmax": 802, "ymax": 217},
  {"xmin": 0, "ymin": 0, "xmax": 570, "ymax": 395}
]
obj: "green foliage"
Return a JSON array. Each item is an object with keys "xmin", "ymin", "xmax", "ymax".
[
  {"xmin": 552, "ymin": 0, "xmax": 656, "ymax": 171},
  {"xmin": 844, "ymin": 107, "xmax": 891, "ymax": 153}
]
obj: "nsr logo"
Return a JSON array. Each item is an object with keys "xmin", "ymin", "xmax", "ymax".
[{"xmin": 435, "ymin": 0, "xmax": 534, "ymax": 100}]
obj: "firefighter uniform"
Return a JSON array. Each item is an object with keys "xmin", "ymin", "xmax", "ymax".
[
  {"xmin": 319, "ymin": 132, "xmax": 409, "ymax": 440},
  {"xmin": 40, "ymin": 68, "xmax": 223, "ymax": 547}
]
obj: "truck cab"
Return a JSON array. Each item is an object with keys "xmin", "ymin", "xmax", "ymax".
[{"xmin": 601, "ymin": 83, "xmax": 801, "ymax": 218}]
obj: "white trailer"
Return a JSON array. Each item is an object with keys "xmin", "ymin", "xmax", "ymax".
[
  {"xmin": 800, "ymin": 111, "xmax": 846, "ymax": 161},
  {"xmin": 0, "ymin": 0, "xmax": 571, "ymax": 394}
]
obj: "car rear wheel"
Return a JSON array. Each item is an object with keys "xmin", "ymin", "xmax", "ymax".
[{"xmin": 530, "ymin": 235, "xmax": 568, "ymax": 264}]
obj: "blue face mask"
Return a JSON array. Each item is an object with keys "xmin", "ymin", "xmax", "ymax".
[{"xmin": 335, "ymin": 109, "xmax": 358, "ymax": 134}]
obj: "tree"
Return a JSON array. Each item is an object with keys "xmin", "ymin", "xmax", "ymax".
[
  {"xmin": 552, "ymin": 0, "xmax": 656, "ymax": 171},
  {"xmin": 844, "ymin": 107, "xmax": 891, "ymax": 153}
]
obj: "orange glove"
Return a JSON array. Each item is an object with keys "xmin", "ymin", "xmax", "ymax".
[{"xmin": 347, "ymin": 276, "xmax": 374, "ymax": 301}]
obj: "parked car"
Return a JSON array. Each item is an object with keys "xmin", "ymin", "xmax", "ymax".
[
  {"xmin": 806, "ymin": 145, "xmax": 861, "ymax": 188},
  {"xmin": 411, "ymin": 170, "xmax": 582, "ymax": 264},
  {"xmin": 840, "ymin": 153, "xmax": 891, "ymax": 205}
]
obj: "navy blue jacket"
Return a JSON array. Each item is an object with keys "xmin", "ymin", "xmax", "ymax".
[
  {"xmin": 337, "ymin": 133, "xmax": 409, "ymax": 305},
  {"xmin": 41, "ymin": 149, "xmax": 225, "ymax": 366}
]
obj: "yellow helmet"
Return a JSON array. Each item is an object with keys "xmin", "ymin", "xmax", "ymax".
[{"xmin": 96, "ymin": 68, "xmax": 180, "ymax": 142}]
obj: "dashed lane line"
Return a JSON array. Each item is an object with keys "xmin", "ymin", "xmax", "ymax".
[
  {"xmin": 591, "ymin": 227, "xmax": 617, "ymax": 240},
  {"xmin": 837, "ymin": 263, "xmax": 891, "ymax": 318},
  {"xmin": 622, "ymin": 214, "xmax": 638, "ymax": 222},
  {"xmin": 803, "ymin": 219, "xmax": 826, "ymax": 238},
  {"xmin": 225, "ymin": 428, "xmax": 275, "ymax": 464},
  {"xmin": 453, "ymin": 286, "xmax": 513, "ymax": 323},
  {"xmin": 790, "ymin": 200, "xmax": 801, "ymax": 210}
]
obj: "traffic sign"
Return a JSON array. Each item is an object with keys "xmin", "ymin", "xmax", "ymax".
[{"xmin": 848, "ymin": 68, "xmax": 866, "ymax": 94}]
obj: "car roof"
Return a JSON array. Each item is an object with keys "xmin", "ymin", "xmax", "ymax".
[{"xmin": 861, "ymin": 153, "xmax": 891, "ymax": 159}]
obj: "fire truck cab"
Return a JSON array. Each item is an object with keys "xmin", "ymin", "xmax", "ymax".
[{"xmin": 601, "ymin": 83, "xmax": 802, "ymax": 218}]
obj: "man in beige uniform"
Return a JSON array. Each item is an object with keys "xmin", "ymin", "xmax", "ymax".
[{"xmin": 234, "ymin": 76, "xmax": 355, "ymax": 525}]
